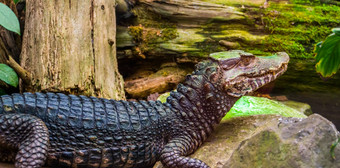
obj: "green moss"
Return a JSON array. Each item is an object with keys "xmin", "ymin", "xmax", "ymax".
[
  {"xmin": 244, "ymin": 1, "xmax": 340, "ymax": 58},
  {"xmin": 212, "ymin": 30, "xmax": 267, "ymax": 44},
  {"xmin": 157, "ymin": 92, "xmax": 171, "ymax": 103},
  {"xmin": 160, "ymin": 29, "xmax": 206, "ymax": 52},
  {"xmin": 128, "ymin": 25, "xmax": 144, "ymax": 42},
  {"xmin": 200, "ymin": 0, "xmax": 266, "ymax": 7},
  {"xmin": 223, "ymin": 96, "xmax": 307, "ymax": 120},
  {"xmin": 128, "ymin": 6, "xmax": 178, "ymax": 56}
]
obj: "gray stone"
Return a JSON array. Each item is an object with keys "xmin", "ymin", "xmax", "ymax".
[
  {"xmin": 154, "ymin": 114, "xmax": 340, "ymax": 168},
  {"xmin": 281, "ymin": 100, "xmax": 313, "ymax": 116}
]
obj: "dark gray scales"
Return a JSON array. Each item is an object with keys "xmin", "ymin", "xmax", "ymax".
[
  {"xmin": 0, "ymin": 93, "xmax": 169, "ymax": 168},
  {"xmin": 0, "ymin": 52, "xmax": 289, "ymax": 168}
]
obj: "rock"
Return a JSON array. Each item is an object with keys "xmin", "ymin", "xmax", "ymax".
[
  {"xmin": 281, "ymin": 100, "xmax": 313, "ymax": 116},
  {"xmin": 154, "ymin": 114, "xmax": 340, "ymax": 168}
]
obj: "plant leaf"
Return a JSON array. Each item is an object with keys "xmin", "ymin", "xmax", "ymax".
[
  {"xmin": 314, "ymin": 41, "xmax": 322, "ymax": 59},
  {"xmin": 333, "ymin": 28, "xmax": 340, "ymax": 36},
  {"xmin": 315, "ymin": 33, "xmax": 340, "ymax": 78},
  {"xmin": 0, "ymin": 2, "xmax": 20, "ymax": 35},
  {"xmin": 0, "ymin": 64, "xmax": 18, "ymax": 87},
  {"xmin": 13, "ymin": 0, "xmax": 19, "ymax": 4}
]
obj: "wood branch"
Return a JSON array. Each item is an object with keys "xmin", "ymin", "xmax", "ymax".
[
  {"xmin": 0, "ymin": 39, "xmax": 31, "ymax": 85},
  {"xmin": 6, "ymin": 56, "xmax": 31, "ymax": 85}
]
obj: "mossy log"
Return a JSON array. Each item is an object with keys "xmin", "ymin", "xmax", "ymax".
[
  {"xmin": 116, "ymin": 0, "xmax": 267, "ymax": 62},
  {"xmin": 20, "ymin": 0, "xmax": 125, "ymax": 99}
]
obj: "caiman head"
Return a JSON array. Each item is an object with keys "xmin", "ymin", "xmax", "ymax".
[
  {"xmin": 209, "ymin": 50, "xmax": 289, "ymax": 97},
  {"xmin": 169, "ymin": 50, "xmax": 289, "ymax": 125}
]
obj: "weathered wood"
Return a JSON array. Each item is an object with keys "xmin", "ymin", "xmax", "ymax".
[
  {"xmin": 20, "ymin": 0, "xmax": 125, "ymax": 99},
  {"xmin": 116, "ymin": 0, "xmax": 253, "ymax": 61}
]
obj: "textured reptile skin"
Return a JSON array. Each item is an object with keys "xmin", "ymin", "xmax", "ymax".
[{"xmin": 0, "ymin": 52, "xmax": 289, "ymax": 168}]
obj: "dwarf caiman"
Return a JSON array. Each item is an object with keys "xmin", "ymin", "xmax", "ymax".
[{"xmin": 0, "ymin": 51, "xmax": 289, "ymax": 168}]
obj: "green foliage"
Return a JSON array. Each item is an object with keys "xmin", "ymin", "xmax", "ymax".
[
  {"xmin": 0, "ymin": 64, "xmax": 19, "ymax": 87},
  {"xmin": 314, "ymin": 28, "xmax": 340, "ymax": 78},
  {"xmin": 0, "ymin": 2, "xmax": 20, "ymax": 35},
  {"xmin": 13, "ymin": 0, "xmax": 19, "ymax": 4}
]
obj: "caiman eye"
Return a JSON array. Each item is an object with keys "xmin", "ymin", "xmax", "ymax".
[
  {"xmin": 220, "ymin": 58, "xmax": 240, "ymax": 70},
  {"xmin": 240, "ymin": 54, "xmax": 255, "ymax": 66}
]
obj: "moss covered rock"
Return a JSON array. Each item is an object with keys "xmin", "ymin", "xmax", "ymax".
[
  {"xmin": 223, "ymin": 96, "xmax": 307, "ymax": 120},
  {"xmin": 154, "ymin": 114, "xmax": 340, "ymax": 168}
]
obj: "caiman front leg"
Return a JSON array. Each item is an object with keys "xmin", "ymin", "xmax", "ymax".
[
  {"xmin": 160, "ymin": 136, "xmax": 210, "ymax": 168},
  {"xmin": 0, "ymin": 114, "xmax": 49, "ymax": 168}
]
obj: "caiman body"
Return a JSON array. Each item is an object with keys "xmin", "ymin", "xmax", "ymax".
[{"xmin": 0, "ymin": 51, "xmax": 289, "ymax": 168}]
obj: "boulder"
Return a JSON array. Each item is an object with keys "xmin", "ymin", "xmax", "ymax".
[
  {"xmin": 154, "ymin": 114, "xmax": 340, "ymax": 168},
  {"xmin": 281, "ymin": 100, "xmax": 313, "ymax": 116}
]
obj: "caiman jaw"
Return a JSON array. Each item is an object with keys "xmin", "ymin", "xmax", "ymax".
[{"xmin": 226, "ymin": 62, "xmax": 288, "ymax": 97}]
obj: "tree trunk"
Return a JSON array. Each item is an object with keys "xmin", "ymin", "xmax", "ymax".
[{"xmin": 20, "ymin": 0, "xmax": 125, "ymax": 100}]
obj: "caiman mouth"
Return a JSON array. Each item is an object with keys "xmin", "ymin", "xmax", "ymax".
[{"xmin": 226, "ymin": 62, "xmax": 288, "ymax": 97}]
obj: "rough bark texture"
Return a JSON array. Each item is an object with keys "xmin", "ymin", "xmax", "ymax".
[{"xmin": 20, "ymin": 0, "xmax": 125, "ymax": 99}]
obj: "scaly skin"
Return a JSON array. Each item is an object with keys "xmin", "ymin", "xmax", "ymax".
[{"xmin": 0, "ymin": 51, "xmax": 289, "ymax": 168}]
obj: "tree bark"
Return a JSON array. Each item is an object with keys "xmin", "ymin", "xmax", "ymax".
[{"xmin": 20, "ymin": 0, "xmax": 125, "ymax": 99}]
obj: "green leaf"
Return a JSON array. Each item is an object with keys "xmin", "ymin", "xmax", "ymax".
[
  {"xmin": 314, "ymin": 41, "xmax": 322, "ymax": 59},
  {"xmin": 0, "ymin": 64, "xmax": 18, "ymax": 87},
  {"xmin": 333, "ymin": 28, "xmax": 340, "ymax": 36},
  {"xmin": 315, "ymin": 33, "xmax": 340, "ymax": 78},
  {"xmin": 0, "ymin": 2, "xmax": 20, "ymax": 35}
]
